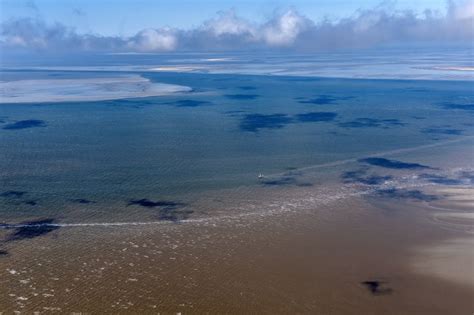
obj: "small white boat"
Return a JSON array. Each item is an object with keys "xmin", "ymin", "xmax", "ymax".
[{"xmin": 258, "ymin": 173, "xmax": 264, "ymax": 179}]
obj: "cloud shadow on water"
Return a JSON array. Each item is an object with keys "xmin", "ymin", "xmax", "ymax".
[
  {"xmin": 1, "ymin": 191, "xmax": 38, "ymax": 206},
  {"xmin": 239, "ymin": 111, "xmax": 338, "ymax": 132},
  {"xmin": 421, "ymin": 127, "xmax": 464, "ymax": 135},
  {"xmin": 70, "ymin": 198, "xmax": 96, "ymax": 204},
  {"xmin": 338, "ymin": 118, "xmax": 405, "ymax": 129},
  {"xmin": 0, "ymin": 191, "xmax": 27, "ymax": 198},
  {"xmin": 3, "ymin": 120, "xmax": 47, "ymax": 130},
  {"xmin": 419, "ymin": 173, "xmax": 465, "ymax": 185},
  {"xmin": 342, "ymin": 168, "xmax": 393, "ymax": 185},
  {"xmin": 261, "ymin": 176, "xmax": 297, "ymax": 186},
  {"xmin": 260, "ymin": 175, "xmax": 313, "ymax": 187},
  {"xmin": 164, "ymin": 99, "xmax": 213, "ymax": 107},
  {"xmin": 2, "ymin": 219, "xmax": 60, "ymax": 242},
  {"xmin": 297, "ymin": 95, "xmax": 354, "ymax": 105},
  {"xmin": 239, "ymin": 114, "xmax": 293, "ymax": 132},
  {"xmin": 225, "ymin": 94, "xmax": 260, "ymax": 100},
  {"xmin": 359, "ymin": 158, "xmax": 432, "ymax": 170},
  {"xmin": 375, "ymin": 188, "xmax": 439, "ymax": 202},
  {"xmin": 440, "ymin": 102, "xmax": 474, "ymax": 112},
  {"xmin": 295, "ymin": 112, "xmax": 338, "ymax": 122},
  {"xmin": 127, "ymin": 198, "xmax": 192, "ymax": 222}
]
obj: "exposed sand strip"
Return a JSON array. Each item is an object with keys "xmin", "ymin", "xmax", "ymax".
[{"xmin": 0, "ymin": 75, "xmax": 191, "ymax": 104}]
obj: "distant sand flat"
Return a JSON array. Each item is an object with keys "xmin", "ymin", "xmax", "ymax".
[
  {"xmin": 149, "ymin": 66, "xmax": 205, "ymax": 72},
  {"xmin": 0, "ymin": 75, "xmax": 192, "ymax": 104},
  {"xmin": 433, "ymin": 66, "xmax": 474, "ymax": 71}
]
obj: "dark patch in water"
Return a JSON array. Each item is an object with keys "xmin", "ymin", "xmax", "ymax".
[
  {"xmin": 127, "ymin": 199, "xmax": 191, "ymax": 222},
  {"xmin": 3, "ymin": 120, "xmax": 46, "ymax": 130},
  {"xmin": 110, "ymin": 99, "xmax": 156, "ymax": 108},
  {"xmin": 261, "ymin": 176, "xmax": 297, "ymax": 186},
  {"xmin": 24, "ymin": 200, "xmax": 38, "ymax": 206},
  {"xmin": 3, "ymin": 219, "xmax": 60, "ymax": 242},
  {"xmin": 70, "ymin": 198, "xmax": 96, "ymax": 204},
  {"xmin": 421, "ymin": 128, "xmax": 464, "ymax": 135},
  {"xmin": 225, "ymin": 94, "xmax": 260, "ymax": 100},
  {"xmin": 239, "ymin": 111, "xmax": 338, "ymax": 132},
  {"xmin": 376, "ymin": 188, "xmax": 439, "ymax": 201},
  {"xmin": 170, "ymin": 100, "xmax": 212, "ymax": 107},
  {"xmin": 361, "ymin": 281, "xmax": 393, "ymax": 295},
  {"xmin": 298, "ymin": 95, "xmax": 353, "ymax": 105},
  {"xmin": 296, "ymin": 94, "xmax": 354, "ymax": 105},
  {"xmin": 342, "ymin": 169, "xmax": 393, "ymax": 185},
  {"xmin": 359, "ymin": 158, "xmax": 432, "ymax": 170},
  {"xmin": 295, "ymin": 112, "xmax": 337, "ymax": 122},
  {"xmin": 0, "ymin": 191, "xmax": 26, "ymax": 198},
  {"xmin": 338, "ymin": 118, "xmax": 405, "ymax": 129},
  {"xmin": 224, "ymin": 110, "xmax": 246, "ymax": 117},
  {"xmin": 128, "ymin": 199, "xmax": 185, "ymax": 208},
  {"xmin": 260, "ymin": 171, "xmax": 311, "ymax": 187},
  {"xmin": 296, "ymin": 183, "xmax": 313, "ymax": 187},
  {"xmin": 441, "ymin": 103, "xmax": 474, "ymax": 112},
  {"xmin": 239, "ymin": 114, "xmax": 292, "ymax": 132},
  {"xmin": 159, "ymin": 208, "xmax": 193, "ymax": 222},
  {"xmin": 238, "ymin": 86, "xmax": 257, "ymax": 90},
  {"xmin": 0, "ymin": 250, "xmax": 8, "ymax": 256},
  {"xmin": 419, "ymin": 174, "xmax": 464, "ymax": 185},
  {"xmin": 298, "ymin": 95, "xmax": 338, "ymax": 105}
]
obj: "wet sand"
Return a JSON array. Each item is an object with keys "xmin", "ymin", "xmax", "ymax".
[
  {"xmin": 1, "ymin": 184, "xmax": 473, "ymax": 314},
  {"xmin": 411, "ymin": 186, "xmax": 474, "ymax": 290}
]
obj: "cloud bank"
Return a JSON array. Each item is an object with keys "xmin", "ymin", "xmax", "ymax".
[{"xmin": 1, "ymin": 1, "xmax": 473, "ymax": 53}]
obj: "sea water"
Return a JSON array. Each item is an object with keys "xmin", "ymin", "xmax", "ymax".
[{"xmin": 1, "ymin": 52, "xmax": 473, "ymax": 224}]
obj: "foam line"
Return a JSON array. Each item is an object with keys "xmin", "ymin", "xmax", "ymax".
[{"xmin": 0, "ymin": 180, "xmax": 435, "ymax": 230}]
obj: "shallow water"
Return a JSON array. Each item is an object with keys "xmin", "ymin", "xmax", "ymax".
[{"xmin": 1, "ymin": 69, "xmax": 474, "ymax": 225}]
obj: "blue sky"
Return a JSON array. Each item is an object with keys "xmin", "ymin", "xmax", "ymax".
[{"xmin": 1, "ymin": 0, "xmax": 449, "ymax": 36}]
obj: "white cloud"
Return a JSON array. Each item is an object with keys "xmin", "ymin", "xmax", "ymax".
[
  {"xmin": 1, "ymin": 1, "xmax": 472, "ymax": 53},
  {"xmin": 261, "ymin": 10, "xmax": 312, "ymax": 46},
  {"xmin": 202, "ymin": 10, "xmax": 256, "ymax": 38},
  {"xmin": 127, "ymin": 28, "xmax": 177, "ymax": 52}
]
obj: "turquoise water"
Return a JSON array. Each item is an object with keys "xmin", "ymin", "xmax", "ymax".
[{"xmin": 1, "ymin": 70, "xmax": 473, "ymax": 223}]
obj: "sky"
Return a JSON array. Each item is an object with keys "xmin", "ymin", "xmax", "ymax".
[
  {"xmin": 0, "ymin": 0, "xmax": 450, "ymax": 36},
  {"xmin": 0, "ymin": 0, "xmax": 472, "ymax": 53}
]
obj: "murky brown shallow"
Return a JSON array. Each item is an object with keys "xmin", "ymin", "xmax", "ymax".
[{"xmin": 1, "ymin": 186, "xmax": 473, "ymax": 314}]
